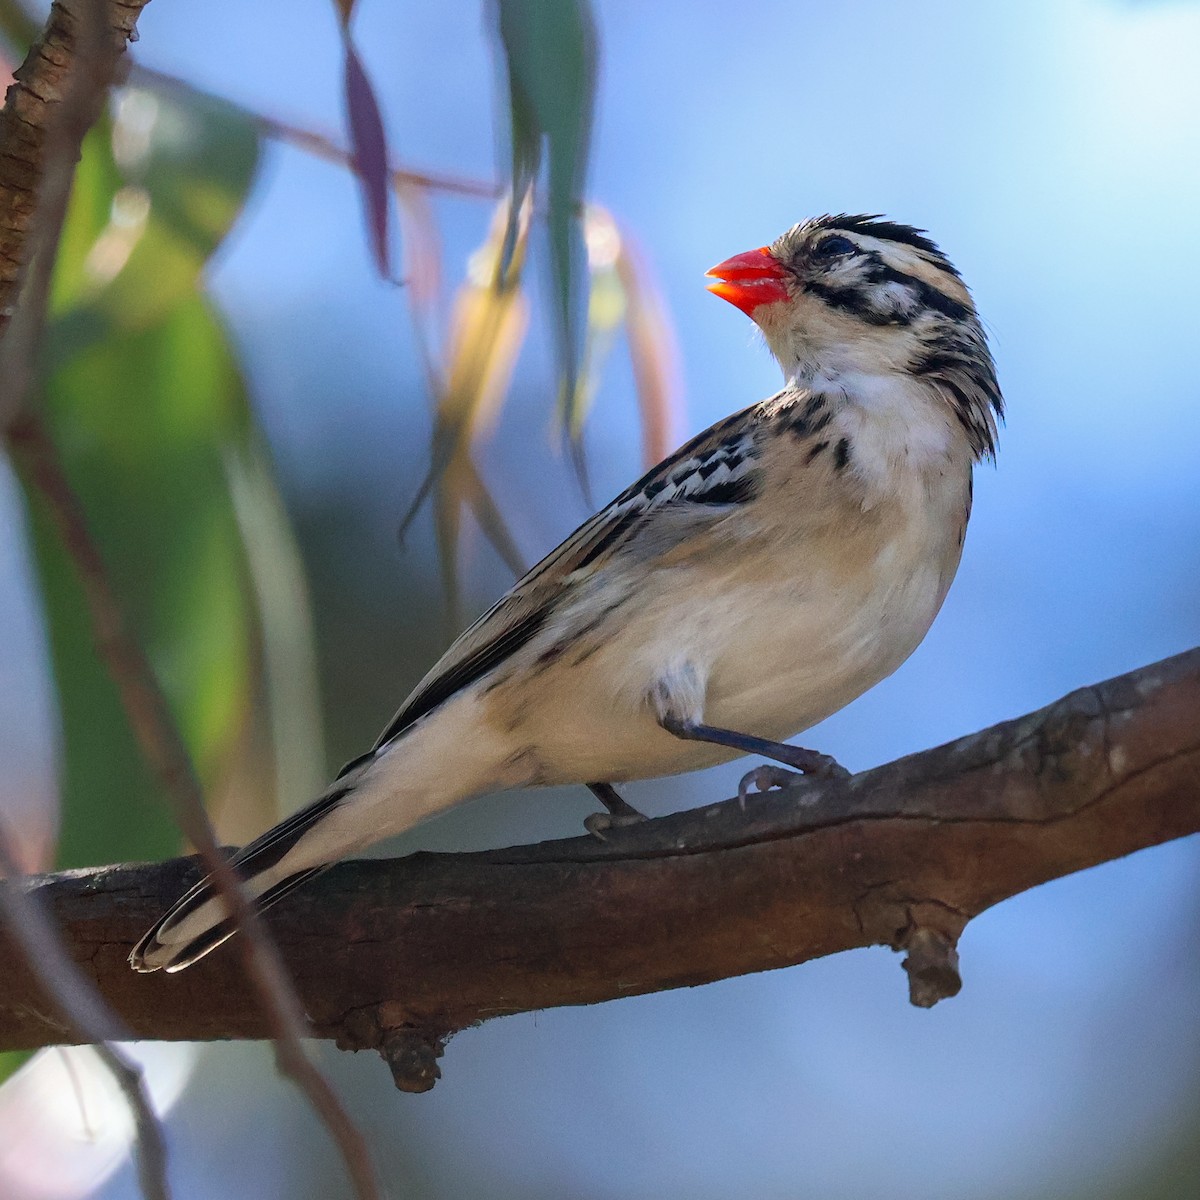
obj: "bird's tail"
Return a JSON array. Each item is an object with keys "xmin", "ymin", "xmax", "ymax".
[
  {"xmin": 130, "ymin": 773, "xmax": 363, "ymax": 974},
  {"xmin": 130, "ymin": 691, "xmax": 514, "ymax": 973}
]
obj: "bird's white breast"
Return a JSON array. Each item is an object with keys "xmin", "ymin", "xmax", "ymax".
[{"xmin": 496, "ymin": 377, "xmax": 972, "ymax": 784}]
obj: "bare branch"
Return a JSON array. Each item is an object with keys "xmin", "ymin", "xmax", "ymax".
[
  {"xmin": 132, "ymin": 63, "xmax": 502, "ymax": 201},
  {"xmin": 0, "ymin": 647, "xmax": 1195, "ymax": 1092}
]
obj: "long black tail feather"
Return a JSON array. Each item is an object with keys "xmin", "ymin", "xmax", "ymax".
[{"xmin": 129, "ymin": 784, "xmax": 354, "ymax": 972}]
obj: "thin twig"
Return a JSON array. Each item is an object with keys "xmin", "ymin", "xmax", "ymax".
[
  {"xmin": 131, "ymin": 62, "xmax": 501, "ymax": 200},
  {"xmin": 0, "ymin": 821, "xmax": 171, "ymax": 1200},
  {"xmin": 263, "ymin": 111, "xmax": 501, "ymax": 197},
  {"xmin": 0, "ymin": 4, "xmax": 380, "ymax": 1197},
  {"xmin": 4, "ymin": 410, "xmax": 382, "ymax": 1200}
]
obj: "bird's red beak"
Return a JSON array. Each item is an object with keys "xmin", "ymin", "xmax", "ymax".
[{"xmin": 705, "ymin": 246, "xmax": 789, "ymax": 317}]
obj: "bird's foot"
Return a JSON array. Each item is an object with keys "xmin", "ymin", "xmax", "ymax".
[
  {"xmin": 584, "ymin": 782, "xmax": 647, "ymax": 841},
  {"xmin": 767, "ymin": 744, "xmax": 852, "ymax": 779},
  {"xmin": 736, "ymin": 748, "xmax": 850, "ymax": 809}
]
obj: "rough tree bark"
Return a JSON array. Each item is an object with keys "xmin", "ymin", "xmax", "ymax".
[
  {"xmin": 0, "ymin": 0, "xmax": 152, "ymax": 339},
  {"xmin": 1, "ymin": 1, "xmax": 1197, "ymax": 1100},
  {"xmin": 2, "ymin": 647, "xmax": 1197, "ymax": 1092}
]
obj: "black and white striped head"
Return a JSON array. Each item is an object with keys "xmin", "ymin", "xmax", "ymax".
[{"xmin": 707, "ymin": 215, "xmax": 1003, "ymax": 460}]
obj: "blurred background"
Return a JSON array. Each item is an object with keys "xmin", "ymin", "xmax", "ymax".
[{"xmin": 2, "ymin": 0, "xmax": 1200, "ymax": 1197}]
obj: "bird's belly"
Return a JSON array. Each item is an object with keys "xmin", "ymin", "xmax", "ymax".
[
  {"xmin": 497, "ymin": 521, "xmax": 959, "ymax": 785},
  {"xmin": 703, "ymin": 568, "xmax": 942, "ymax": 737}
]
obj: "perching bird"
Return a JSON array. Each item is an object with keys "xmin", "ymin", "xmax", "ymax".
[{"xmin": 131, "ymin": 214, "xmax": 1002, "ymax": 973}]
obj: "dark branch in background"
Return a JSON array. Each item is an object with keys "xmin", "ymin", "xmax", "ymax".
[
  {"xmin": 0, "ymin": 5, "xmax": 379, "ymax": 1199},
  {"xmin": 132, "ymin": 63, "xmax": 503, "ymax": 199},
  {"xmin": 0, "ymin": 821, "xmax": 170, "ymax": 1200},
  {"xmin": 257, "ymin": 108, "xmax": 502, "ymax": 199},
  {"xmin": 0, "ymin": 0, "xmax": 126, "ymax": 408},
  {"xmin": 0, "ymin": 0, "xmax": 147, "ymax": 348},
  {"xmin": 1, "ymin": 648, "xmax": 1196, "ymax": 1093}
]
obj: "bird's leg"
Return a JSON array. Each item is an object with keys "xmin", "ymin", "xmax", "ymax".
[
  {"xmin": 658, "ymin": 714, "xmax": 850, "ymax": 805},
  {"xmin": 584, "ymin": 782, "xmax": 647, "ymax": 840}
]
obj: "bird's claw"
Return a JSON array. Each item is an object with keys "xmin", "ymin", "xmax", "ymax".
[
  {"xmin": 584, "ymin": 810, "xmax": 647, "ymax": 841},
  {"xmin": 737, "ymin": 765, "xmax": 802, "ymax": 807},
  {"xmin": 736, "ymin": 753, "xmax": 851, "ymax": 808}
]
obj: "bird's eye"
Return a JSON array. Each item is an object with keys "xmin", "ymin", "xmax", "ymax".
[{"xmin": 812, "ymin": 235, "xmax": 856, "ymax": 261}]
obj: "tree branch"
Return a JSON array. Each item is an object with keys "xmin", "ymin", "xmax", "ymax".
[
  {"xmin": 0, "ymin": 0, "xmax": 150, "ymax": 342},
  {"xmin": 0, "ymin": 647, "xmax": 1195, "ymax": 1090}
]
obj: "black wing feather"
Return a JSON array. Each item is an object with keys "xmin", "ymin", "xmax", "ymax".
[{"xmin": 371, "ymin": 605, "xmax": 551, "ymax": 749}]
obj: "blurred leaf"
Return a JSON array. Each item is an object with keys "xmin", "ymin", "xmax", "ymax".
[
  {"xmin": 433, "ymin": 453, "xmax": 526, "ymax": 630},
  {"xmin": 400, "ymin": 200, "xmax": 530, "ymax": 613},
  {"xmin": 343, "ymin": 36, "xmax": 395, "ymax": 281},
  {"xmin": 562, "ymin": 207, "xmax": 681, "ymax": 472},
  {"xmin": 564, "ymin": 205, "xmax": 627, "ymax": 442},
  {"xmin": 26, "ymin": 293, "xmax": 255, "ymax": 868},
  {"xmin": 613, "ymin": 225, "xmax": 681, "ymax": 467},
  {"xmin": 495, "ymin": 0, "xmax": 596, "ymax": 440},
  {"xmin": 394, "ymin": 178, "xmax": 444, "ymax": 384},
  {"xmin": 10, "ymin": 79, "xmax": 316, "ymax": 870},
  {"xmin": 51, "ymin": 84, "xmax": 259, "ymax": 337},
  {"xmin": 455, "ymin": 458, "xmax": 524, "ymax": 578},
  {"xmin": 395, "ymin": 181, "xmax": 442, "ymax": 311},
  {"xmin": 225, "ymin": 437, "xmax": 327, "ymax": 816},
  {"xmin": 0, "ymin": 1051, "xmax": 30, "ymax": 1088},
  {"xmin": 431, "ymin": 263, "xmax": 529, "ymax": 601},
  {"xmin": 438, "ymin": 205, "xmax": 529, "ymax": 453},
  {"xmin": 333, "ymin": 0, "xmax": 357, "ymax": 24}
]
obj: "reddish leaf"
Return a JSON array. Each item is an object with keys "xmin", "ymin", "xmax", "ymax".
[
  {"xmin": 397, "ymin": 201, "xmax": 531, "ymax": 605},
  {"xmin": 343, "ymin": 37, "xmax": 393, "ymax": 281}
]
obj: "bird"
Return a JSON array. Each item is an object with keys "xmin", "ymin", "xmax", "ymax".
[{"xmin": 130, "ymin": 214, "xmax": 1002, "ymax": 973}]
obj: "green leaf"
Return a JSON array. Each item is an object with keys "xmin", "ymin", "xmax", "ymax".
[
  {"xmin": 0, "ymin": 1050, "xmax": 32, "ymax": 1088},
  {"xmin": 51, "ymin": 82, "xmax": 260, "ymax": 338},
  {"xmin": 26, "ymin": 294, "xmax": 257, "ymax": 868},
  {"xmin": 11, "ymin": 79, "xmax": 288, "ymax": 871},
  {"xmin": 495, "ymin": 0, "xmax": 597, "ymax": 422},
  {"xmin": 565, "ymin": 205, "xmax": 627, "ymax": 442}
]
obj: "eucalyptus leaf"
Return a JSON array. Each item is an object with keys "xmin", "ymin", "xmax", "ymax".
[
  {"xmin": 12, "ymin": 79, "xmax": 301, "ymax": 873},
  {"xmin": 343, "ymin": 36, "xmax": 395, "ymax": 281},
  {"xmin": 495, "ymin": 0, "xmax": 597, "ymax": 428},
  {"xmin": 26, "ymin": 294, "xmax": 256, "ymax": 868}
]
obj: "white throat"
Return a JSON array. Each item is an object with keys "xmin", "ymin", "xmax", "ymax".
[{"xmin": 788, "ymin": 358, "xmax": 966, "ymax": 505}]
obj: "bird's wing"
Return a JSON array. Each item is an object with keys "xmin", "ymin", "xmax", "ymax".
[{"xmin": 357, "ymin": 398, "xmax": 786, "ymax": 758}]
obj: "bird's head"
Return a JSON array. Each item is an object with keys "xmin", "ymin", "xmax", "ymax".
[{"xmin": 707, "ymin": 215, "xmax": 1003, "ymax": 459}]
